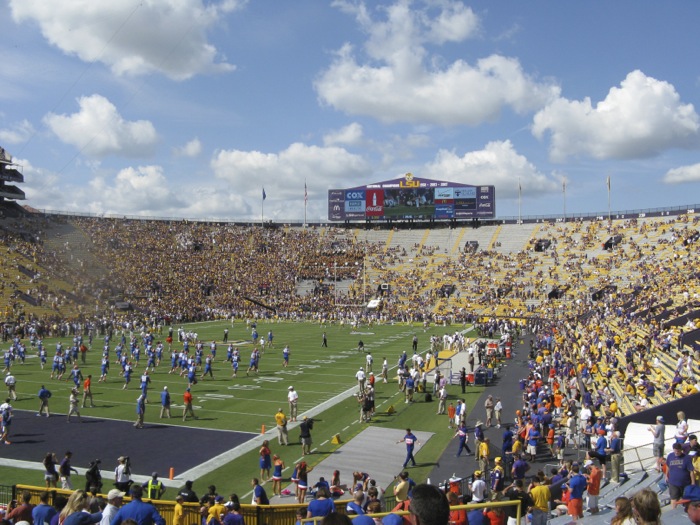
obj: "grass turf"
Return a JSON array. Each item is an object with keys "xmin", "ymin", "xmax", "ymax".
[{"xmin": 0, "ymin": 320, "xmax": 482, "ymax": 499}]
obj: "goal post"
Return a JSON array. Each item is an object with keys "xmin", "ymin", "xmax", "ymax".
[{"xmin": 433, "ymin": 357, "xmax": 453, "ymax": 385}]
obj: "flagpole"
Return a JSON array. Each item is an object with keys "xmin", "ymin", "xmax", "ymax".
[
  {"xmin": 562, "ymin": 180, "xmax": 567, "ymax": 223},
  {"xmin": 304, "ymin": 180, "xmax": 308, "ymax": 228},
  {"xmin": 607, "ymin": 176, "xmax": 611, "ymax": 230},
  {"xmin": 261, "ymin": 188, "xmax": 265, "ymax": 227},
  {"xmin": 518, "ymin": 177, "xmax": 522, "ymax": 225}
]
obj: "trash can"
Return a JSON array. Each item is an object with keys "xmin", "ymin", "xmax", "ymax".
[{"xmin": 474, "ymin": 370, "xmax": 487, "ymax": 386}]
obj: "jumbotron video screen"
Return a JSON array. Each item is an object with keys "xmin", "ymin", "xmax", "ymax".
[{"xmin": 328, "ymin": 173, "xmax": 495, "ymax": 221}]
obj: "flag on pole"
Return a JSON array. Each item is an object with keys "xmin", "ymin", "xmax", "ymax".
[
  {"xmin": 518, "ymin": 178, "xmax": 522, "ymax": 196},
  {"xmin": 562, "ymin": 180, "xmax": 566, "ymax": 193},
  {"xmin": 262, "ymin": 188, "xmax": 267, "ymax": 201},
  {"xmin": 304, "ymin": 181, "xmax": 308, "ymax": 204},
  {"xmin": 606, "ymin": 176, "xmax": 611, "ymax": 192}
]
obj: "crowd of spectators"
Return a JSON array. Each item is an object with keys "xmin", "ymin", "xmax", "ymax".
[{"xmin": 0, "ymin": 212, "xmax": 698, "ymax": 386}]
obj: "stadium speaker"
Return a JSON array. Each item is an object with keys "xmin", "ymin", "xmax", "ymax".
[{"xmin": 331, "ymin": 433, "xmax": 342, "ymax": 444}]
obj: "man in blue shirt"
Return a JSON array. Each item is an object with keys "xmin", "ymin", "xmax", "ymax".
[
  {"xmin": 587, "ymin": 429, "xmax": 609, "ymax": 479},
  {"xmin": 251, "ymin": 478, "xmax": 269, "ymax": 505},
  {"xmin": 606, "ymin": 431, "xmax": 623, "ymax": 482},
  {"xmin": 32, "ymin": 491, "xmax": 57, "ymax": 525},
  {"xmin": 38, "ymin": 385, "xmax": 52, "ymax": 417},
  {"xmin": 111, "ymin": 484, "xmax": 165, "ymax": 525},
  {"xmin": 567, "ymin": 464, "xmax": 587, "ymax": 520},
  {"xmin": 454, "ymin": 422, "xmax": 472, "ymax": 457},
  {"xmin": 159, "ymin": 387, "xmax": 170, "ymax": 419},
  {"xmin": 666, "ymin": 442, "xmax": 696, "ymax": 508},
  {"xmin": 397, "ymin": 428, "xmax": 420, "ymax": 468},
  {"xmin": 511, "ymin": 454, "xmax": 530, "ymax": 481},
  {"xmin": 134, "ymin": 395, "xmax": 145, "ymax": 429}
]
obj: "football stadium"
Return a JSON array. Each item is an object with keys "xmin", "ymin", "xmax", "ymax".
[
  {"xmin": 2, "ymin": 2, "xmax": 700, "ymax": 524},
  {"xmin": 1, "ymin": 144, "xmax": 699, "ymax": 525}
]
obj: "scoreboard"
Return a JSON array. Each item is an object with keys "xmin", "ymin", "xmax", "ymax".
[{"xmin": 328, "ymin": 173, "xmax": 495, "ymax": 221}]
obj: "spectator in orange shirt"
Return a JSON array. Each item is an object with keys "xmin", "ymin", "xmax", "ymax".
[
  {"xmin": 447, "ymin": 403, "xmax": 456, "ymax": 429},
  {"xmin": 484, "ymin": 505, "xmax": 505, "ymax": 525},
  {"xmin": 183, "ymin": 388, "xmax": 196, "ymax": 421},
  {"xmin": 585, "ymin": 460, "xmax": 602, "ymax": 514},
  {"xmin": 546, "ymin": 424, "xmax": 556, "ymax": 457},
  {"xmin": 81, "ymin": 375, "xmax": 94, "ymax": 408},
  {"xmin": 447, "ymin": 491, "xmax": 466, "ymax": 525}
]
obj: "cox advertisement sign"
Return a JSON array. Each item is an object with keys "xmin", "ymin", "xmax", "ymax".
[{"xmin": 345, "ymin": 190, "xmax": 365, "ymax": 201}]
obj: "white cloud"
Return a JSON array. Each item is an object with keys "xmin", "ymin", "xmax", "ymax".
[
  {"xmin": 0, "ymin": 119, "xmax": 35, "ymax": 144},
  {"xmin": 323, "ymin": 123, "xmax": 364, "ymax": 146},
  {"xmin": 211, "ymin": 142, "xmax": 371, "ymax": 201},
  {"xmin": 18, "ymin": 158, "xmax": 256, "ymax": 219},
  {"xmin": 44, "ymin": 94, "xmax": 158, "ymax": 158},
  {"xmin": 316, "ymin": 0, "xmax": 559, "ymax": 125},
  {"xmin": 83, "ymin": 166, "xmax": 183, "ymax": 215},
  {"xmin": 423, "ymin": 140, "xmax": 559, "ymax": 197},
  {"xmin": 664, "ymin": 163, "xmax": 700, "ymax": 184},
  {"xmin": 8, "ymin": 0, "xmax": 242, "ymax": 80},
  {"xmin": 533, "ymin": 70, "xmax": 700, "ymax": 162},
  {"xmin": 174, "ymin": 138, "xmax": 203, "ymax": 157}
]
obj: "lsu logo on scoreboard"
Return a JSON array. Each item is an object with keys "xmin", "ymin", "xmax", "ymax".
[{"xmin": 400, "ymin": 172, "xmax": 420, "ymax": 188}]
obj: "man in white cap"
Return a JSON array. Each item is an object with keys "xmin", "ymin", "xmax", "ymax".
[
  {"xmin": 115, "ymin": 456, "xmax": 131, "ymax": 492},
  {"xmin": 4, "ymin": 372, "xmax": 17, "ymax": 401},
  {"xmin": 287, "ymin": 386, "xmax": 298, "ymax": 422},
  {"xmin": 159, "ymin": 386, "xmax": 170, "ymax": 419},
  {"xmin": 649, "ymin": 415, "xmax": 665, "ymax": 471},
  {"xmin": 134, "ymin": 394, "xmax": 146, "ymax": 428},
  {"xmin": 356, "ymin": 367, "xmax": 366, "ymax": 392},
  {"xmin": 100, "ymin": 489, "xmax": 125, "ymax": 525}
]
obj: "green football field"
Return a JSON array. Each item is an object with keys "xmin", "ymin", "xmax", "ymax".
[{"xmin": 0, "ymin": 320, "xmax": 482, "ymax": 498}]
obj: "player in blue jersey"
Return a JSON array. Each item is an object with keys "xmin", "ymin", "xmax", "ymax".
[
  {"xmin": 201, "ymin": 355, "xmax": 214, "ymax": 379},
  {"xmin": 122, "ymin": 362, "xmax": 132, "ymax": 389},
  {"xmin": 71, "ymin": 364, "xmax": 84, "ymax": 388},
  {"xmin": 231, "ymin": 352, "xmax": 240, "ymax": 377},
  {"xmin": 99, "ymin": 353, "xmax": 109, "ymax": 382},
  {"xmin": 140, "ymin": 370, "xmax": 151, "ymax": 398},
  {"xmin": 282, "ymin": 345, "xmax": 290, "ymax": 367},
  {"xmin": 155, "ymin": 342, "xmax": 163, "ymax": 365},
  {"xmin": 187, "ymin": 364, "xmax": 197, "ymax": 388},
  {"xmin": 50, "ymin": 352, "xmax": 62, "ymax": 379},
  {"xmin": 2, "ymin": 349, "xmax": 12, "ymax": 373}
]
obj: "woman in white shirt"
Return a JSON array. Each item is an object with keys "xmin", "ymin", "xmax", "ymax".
[{"xmin": 675, "ymin": 410, "xmax": 688, "ymax": 444}]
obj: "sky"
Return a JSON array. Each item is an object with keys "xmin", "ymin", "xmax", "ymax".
[{"xmin": 2, "ymin": 0, "xmax": 700, "ymax": 222}]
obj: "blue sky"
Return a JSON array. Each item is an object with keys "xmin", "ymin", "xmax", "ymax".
[{"xmin": 2, "ymin": 0, "xmax": 700, "ymax": 222}]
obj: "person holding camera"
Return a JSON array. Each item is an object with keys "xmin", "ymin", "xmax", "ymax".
[
  {"xmin": 7, "ymin": 490, "xmax": 34, "ymax": 523},
  {"xmin": 85, "ymin": 459, "xmax": 103, "ymax": 495},
  {"xmin": 300, "ymin": 416, "xmax": 314, "ymax": 455},
  {"xmin": 115, "ymin": 456, "xmax": 132, "ymax": 492}
]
